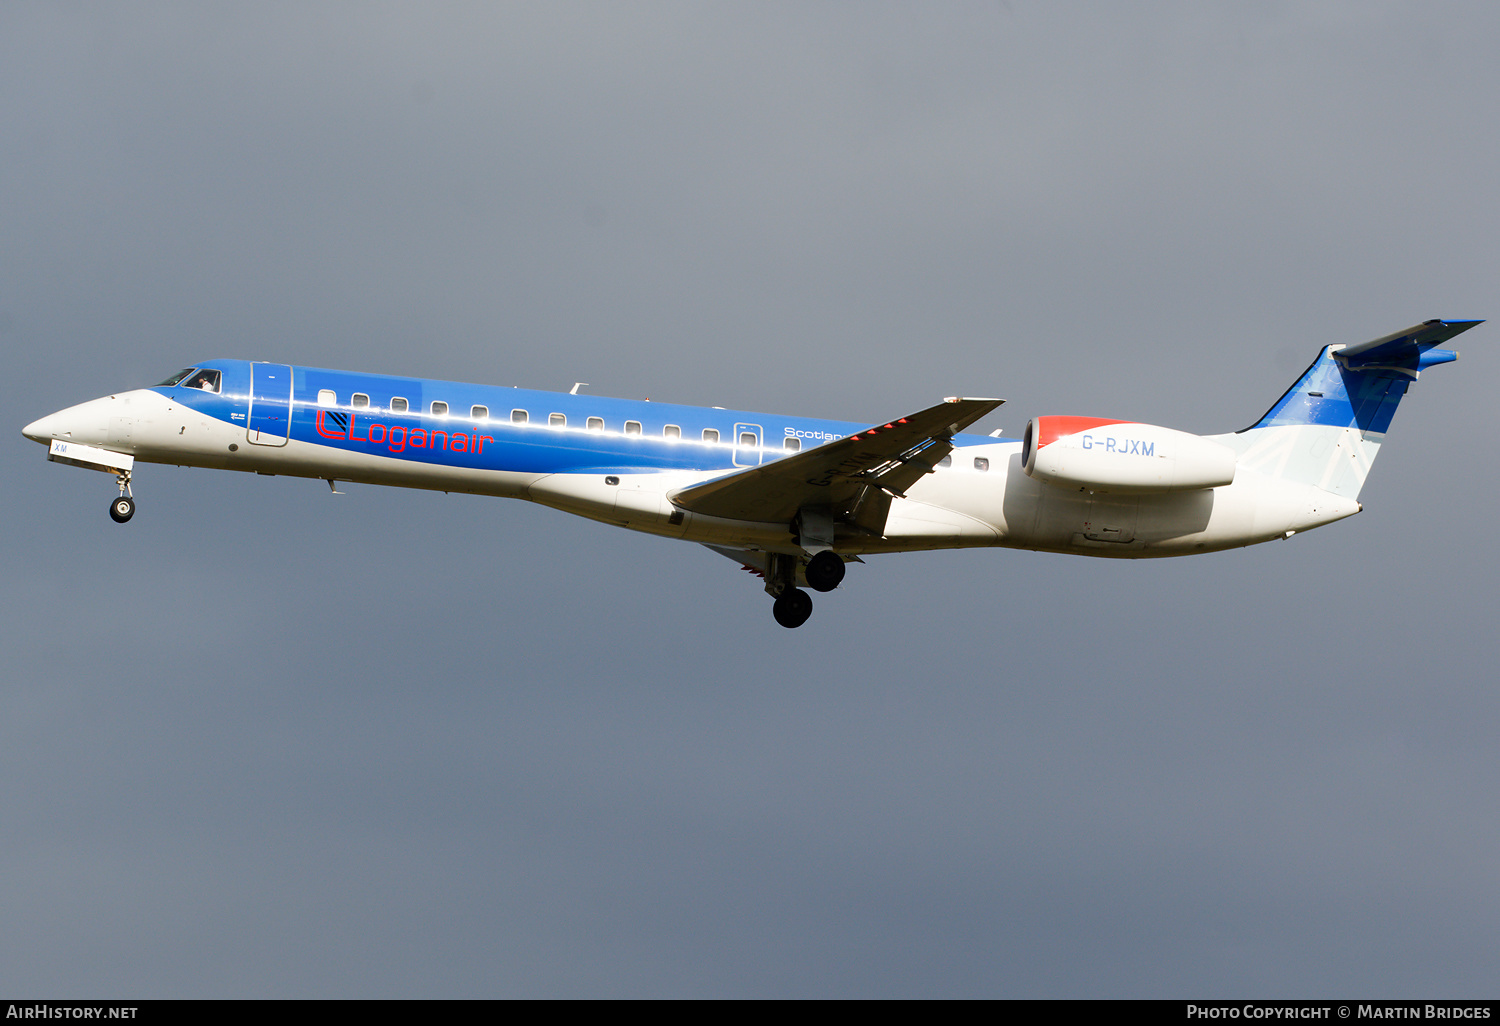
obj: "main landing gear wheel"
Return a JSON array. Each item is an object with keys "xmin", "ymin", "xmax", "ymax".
[
  {"xmin": 804, "ymin": 550, "xmax": 845, "ymax": 593},
  {"xmin": 109, "ymin": 496, "xmax": 136, "ymax": 523},
  {"xmin": 772, "ymin": 588, "xmax": 813, "ymax": 629}
]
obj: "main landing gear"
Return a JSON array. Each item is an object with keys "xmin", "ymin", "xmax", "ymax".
[
  {"xmin": 804, "ymin": 550, "xmax": 845, "ymax": 593},
  {"xmin": 772, "ymin": 588, "xmax": 813, "ymax": 629},
  {"xmin": 108, "ymin": 471, "xmax": 135, "ymax": 523},
  {"xmin": 763, "ymin": 550, "xmax": 849, "ymax": 628},
  {"xmin": 764, "ymin": 552, "xmax": 811, "ymax": 629}
]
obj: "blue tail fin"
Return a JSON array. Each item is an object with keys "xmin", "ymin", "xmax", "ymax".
[
  {"xmin": 1246, "ymin": 319, "xmax": 1479, "ymax": 435},
  {"xmin": 1213, "ymin": 319, "xmax": 1480, "ymax": 499}
]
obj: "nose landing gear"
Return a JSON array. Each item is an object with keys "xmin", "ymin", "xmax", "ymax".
[{"xmin": 108, "ymin": 471, "xmax": 135, "ymax": 523}]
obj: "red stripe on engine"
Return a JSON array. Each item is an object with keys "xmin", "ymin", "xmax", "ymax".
[{"xmin": 1034, "ymin": 416, "xmax": 1131, "ymax": 449}]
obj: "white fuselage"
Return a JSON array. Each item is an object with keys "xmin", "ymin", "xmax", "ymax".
[{"xmin": 25, "ymin": 385, "xmax": 1360, "ymax": 561}]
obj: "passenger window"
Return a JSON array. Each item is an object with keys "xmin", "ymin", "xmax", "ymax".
[
  {"xmin": 471, "ymin": 405, "xmax": 488, "ymax": 420},
  {"xmin": 783, "ymin": 437, "xmax": 801, "ymax": 452},
  {"xmin": 317, "ymin": 389, "xmax": 336, "ymax": 407},
  {"xmin": 740, "ymin": 432, "xmax": 757, "ymax": 448},
  {"xmin": 431, "ymin": 401, "xmax": 448, "ymax": 416},
  {"xmin": 663, "ymin": 424, "xmax": 681, "ymax": 439},
  {"xmin": 625, "ymin": 421, "xmax": 642, "ymax": 435},
  {"xmin": 352, "ymin": 393, "xmax": 370, "ymax": 409},
  {"xmin": 973, "ymin": 457, "xmax": 989, "ymax": 471},
  {"xmin": 183, "ymin": 369, "xmax": 221, "ymax": 393},
  {"xmin": 938, "ymin": 455, "xmax": 952, "ymax": 467},
  {"xmin": 587, "ymin": 417, "xmax": 604, "ymax": 431},
  {"xmin": 511, "ymin": 409, "xmax": 528, "ymax": 424},
  {"xmin": 702, "ymin": 428, "xmax": 720, "ymax": 443},
  {"xmin": 549, "ymin": 413, "xmax": 566, "ymax": 427},
  {"xmin": 390, "ymin": 397, "xmax": 409, "ymax": 413}
]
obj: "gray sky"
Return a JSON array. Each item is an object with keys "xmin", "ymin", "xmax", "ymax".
[{"xmin": 3, "ymin": 1, "xmax": 1497, "ymax": 997}]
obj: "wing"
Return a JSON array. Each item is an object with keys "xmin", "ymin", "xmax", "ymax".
[{"xmin": 669, "ymin": 397, "xmax": 1003, "ymax": 528}]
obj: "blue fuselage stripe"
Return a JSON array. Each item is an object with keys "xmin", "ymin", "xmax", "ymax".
[{"xmin": 162, "ymin": 360, "xmax": 1008, "ymax": 475}]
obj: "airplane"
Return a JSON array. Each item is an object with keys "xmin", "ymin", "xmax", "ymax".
[{"xmin": 21, "ymin": 319, "xmax": 1479, "ymax": 628}]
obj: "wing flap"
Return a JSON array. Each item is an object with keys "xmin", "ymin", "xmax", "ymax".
[{"xmin": 670, "ymin": 397, "xmax": 1002, "ymax": 524}]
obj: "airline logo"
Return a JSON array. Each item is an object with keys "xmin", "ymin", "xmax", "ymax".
[{"xmin": 314, "ymin": 409, "xmax": 495, "ymax": 456}]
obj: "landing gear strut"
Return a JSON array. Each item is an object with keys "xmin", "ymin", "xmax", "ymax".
[
  {"xmin": 108, "ymin": 471, "xmax": 135, "ymax": 523},
  {"xmin": 764, "ymin": 551, "xmax": 813, "ymax": 629}
]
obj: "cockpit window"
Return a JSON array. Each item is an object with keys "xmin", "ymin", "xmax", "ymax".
[
  {"xmin": 183, "ymin": 369, "xmax": 222, "ymax": 393},
  {"xmin": 157, "ymin": 368, "xmax": 196, "ymax": 387}
]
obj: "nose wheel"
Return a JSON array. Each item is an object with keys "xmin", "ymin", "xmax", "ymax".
[{"xmin": 108, "ymin": 471, "xmax": 135, "ymax": 523}]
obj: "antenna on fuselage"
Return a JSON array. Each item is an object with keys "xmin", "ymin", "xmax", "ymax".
[{"xmin": 570, "ymin": 382, "xmax": 589, "ymax": 395}]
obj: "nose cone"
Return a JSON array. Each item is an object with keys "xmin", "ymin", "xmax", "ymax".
[
  {"xmin": 21, "ymin": 394, "xmax": 123, "ymax": 447},
  {"xmin": 22, "ymin": 413, "xmax": 60, "ymax": 443}
]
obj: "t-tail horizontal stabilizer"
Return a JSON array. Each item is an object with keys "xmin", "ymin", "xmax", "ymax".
[
  {"xmin": 1247, "ymin": 319, "xmax": 1479, "ymax": 435},
  {"xmin": 1334, "ymin": 318, "xmax": 1479, "ymax": 375}
]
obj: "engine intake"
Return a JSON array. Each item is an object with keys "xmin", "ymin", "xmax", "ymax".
[{"xmin": 1021, "ymin": 416, "xmax": 1236, "ymax": 493}]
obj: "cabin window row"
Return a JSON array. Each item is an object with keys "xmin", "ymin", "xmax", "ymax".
[
  {"xmin": 311, "ymin": 391, "xmax": 805, "ymax": 447},
  {"xmin": 318, "ymin": 393, "xmax": 993, "ymax": 462},
  {"xmin": 224, "ymin": 383, "xmax": 977, "ymax": 461},
  {"xmin": 936, "ymin": 455, "xmax": 990, "ymax": 471}
]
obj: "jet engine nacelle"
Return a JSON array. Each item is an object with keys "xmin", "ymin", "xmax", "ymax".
[{"xmin": 1021, "ymin": 416, "xmax": 1237, "ymax": 493}]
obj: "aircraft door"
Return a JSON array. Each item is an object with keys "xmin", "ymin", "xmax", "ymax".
[
  {"xmin": 247, "ymin": 363, "xmax": 292, "ymax": 447},
  {"xmin": 733, "ymin": 423, "xmax": 762, "ymax": 467}
]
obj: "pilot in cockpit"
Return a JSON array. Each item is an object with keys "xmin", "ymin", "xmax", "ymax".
[{"xmin": 183, "ymin": 369, "xmax": 221, "ymax": 393}]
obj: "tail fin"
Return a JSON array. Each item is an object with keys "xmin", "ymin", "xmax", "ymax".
[{"xmin": 1213, "ymin": 319, "xmax": 1480, "ymax": 499}]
